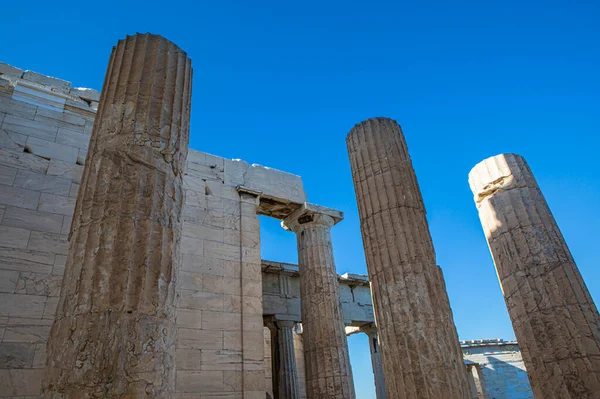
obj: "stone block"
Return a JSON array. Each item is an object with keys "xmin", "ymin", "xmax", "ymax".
[
  {"xmin": 33, "ymin": 107, "xmax": 86, "ymax": 129},
  {"xmin": 1, "ymin": 206, "xmax": 63, "ymax": 233},
  {"xmin": 241, "ymin": 332, "xmax": 264, "ymax": 361},
  {"xmin": 201, "ymin": 350, "xmax": 242, "ymax": 371},
  {"xmin": 0, "ymin": 63, "xmax": 23, "ymax": 78},
  {"xmin": 0, "ymin": 149, "xmax": 49, "ymax": 173},
  {"xmin": 177, "ymin": 328, "xmax": 222, "ymax": 349},
  {"xmin": 175, "ymin": 309, "xmax": 202, "ymax": 329},
  {"xmin": 43, "ymin": 296, "xmax": 58, "ymax": 319},
  {"xmin": 13, "ymin": 169, "xmax": 71, "ymax": 196},
  {"xmin": 184, "ymin": 188, "xmax": 206, "ymax": 207},
  {"xmin": 37, "ymin": 193, "xmax": 76, "ymax": 216},
  {"xmin": 202, "ymin": 311, "xmax": 241, "ymax": 331},
  {"xmin": 241, "ymin": 314, "xmax": 263, "ymax": 332},
  {"xmin": 22, "ymin": 71, "xmax": 71, "ymax": 92},
  {"xmin": 175, "ymin": 347, "xmax": 202, "ymax": 370},
  {"xmin": 0, "ymin": 368, "xmax": 44, "ymax": 396},
  {"xmin": 3, "ymin": 317, "xmax": 53, "ymax": 343},
  {"xmin": 0, "ymin": 225, "xmax": 30, "ymax": 250},
  {"xmin": 204, "ymin": 241, "xmax": 241, "ymax": 262},
  {"xmin": 223, "ymin": 370, "xmax": 242, "ymax": 392},
  {"xmin": 0, "ymin": 342, "xmax": 35, "ymax": 368},
  {"xmin": 186, "ymin": 161, "xmax": 224, "ymax": 182},
  {"xmin": 46, "ymin": 159, "xmax": 83, "ymax": 183},
  {"xmin": 241, "ymin": 164, "xmax": 306, "ymax": 204},
  {"xmin": 60, "ymin": 216, "xmax": 72, "ymax": 235},
  {"xmin": 56, "ymin": 127, "xmax": 90, "ymax": 150},
  {"xmin": 52, "ymin": 255, "xmax": 67, "ymax": 275},
  {"xmin": 0, "ymin": 294, "xmax": 46, "ymax": 317},
  {"xmin": 69, "ymin": 87, "xmax": 101, "ymax": 102},
  {"xmin": 0, "ymin": 247, "xmax": 54, "ymax": 274},
  {"xmin": 0, "ymin": 270, "xmax": 19, "ymax": 293},
  {"xmin": 179, "ymin": 290, "xmax": 223, "ymax": 312},
  {"xmin": 0, "ymin": 185, "xmax": 40, "ymax": 210},
  {"xmin": 242, "ymin": 370, "xmax": 266, "ymax": 390},
  {"xmin": 2, "ymin": 114, "xmax": 58, "ymax": 141},
  {"xmin": 176, "ymin": 370, "xmax": 224, "ymax": 392},
  {"xmin": 180, "ymin": 236, "xmax": 204, "ymax": 256},
  {"xmin": 0, "ymin": 96, "xmax": 37, "ymax": 120},
  {"xmin": 202, "ymin": 275, "xmax": 241, "ymax": 296},
  {"xmin": 15, "ymin": 272, "xmax": 62, "ymax": 297},
  {"xmin": 32, "ymin": 343, "xmax": 46, "ymax": 368},
  {"xmin": 25, "ymin": 137, "xmax": 78, "ymax": 163},
  {"xmin": 223, "ymin": 295, "xmax": 242, "ymax": 313},
  {"xmin": 223, "ymin": 331, "xmax": 242, "ymax": 351},
  {"xmin": 69, "ymin": 183, "xmax": 79, "ymax": 198},
  {"xmin": 179, "ymin": 271, "xmax": 202, "ymax": 291},
  {"xmin": 0, "ymin": 128, "xmax": 26, "ymax": 151},
  {"xmin": 182, "ymin": 221, "xmax": 225, "ymax": 243},
  {"xmin": 13, "ymin": 83, "xmax": 67, "ymax": 111},
  {"xmin": 186, "ymin": 149, "xmax": 205, "ymax": 165}
]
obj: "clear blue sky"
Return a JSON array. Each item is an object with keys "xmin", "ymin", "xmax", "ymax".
[{"xmin": 3, "ymin": 1, "xmax": 598, "ymax": 397}]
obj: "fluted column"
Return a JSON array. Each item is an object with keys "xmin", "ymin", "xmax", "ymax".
[
  {"xmin": 267, "ymin": 319, "xmax": 301, "ymax": 399},
  {"xmin": 43, "ymin": 34, "xmax": 192, "ymax": 397},
  {"xmin": 282, "ymin": 204, "xmax": 355, "ymax": 399},
  {"xmin": 346, "ymin": 118, "xmax": 470, "ymax": 399},
  {"xmin": 362, "ymin": 325, "xmax": 386, "ymax": 399},
  {"xmin": 469, "ymin": 153, "xmax": 600, "ymax": 398}
]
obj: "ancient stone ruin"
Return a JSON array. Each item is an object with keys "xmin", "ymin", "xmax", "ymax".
[
  {"xmin": 469, "ymin": 154, "xmax": 600, "ymax": 398},
  {"xmin": 0, "ymin": 33, "xmax": 597, "ymax": 398}
]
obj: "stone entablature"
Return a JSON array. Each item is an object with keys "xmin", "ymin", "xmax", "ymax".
[{"xmin": 262, "ymin": 260, "xmax": 374, "ymax": 326}]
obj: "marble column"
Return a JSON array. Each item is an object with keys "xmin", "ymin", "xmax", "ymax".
[
  {"xmin": 346, "ymin": 118, "xmax": 470, "ymax": 399},
  {"xmin": 469, "ymin": 153, "xmax": 600, "ymax": 398},
  {"xmin": 267, "ymin": 319, "xmax": 301, "ymax": 399},
  {"xmin": 43, "ymin": 34, "xmax": 192, "ymax": 397},
  {"xmin": 363, "ymin": 325, "xmax": 386, "ymax": 399},
  {"xmin": 282, "ymin": 204, "xmax": 356, "ymax": 399}
]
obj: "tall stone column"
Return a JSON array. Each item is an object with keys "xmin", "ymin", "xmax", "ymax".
[
  {"xmin": 469, "ymin": 153, "xmax": 600, "ymax": 398},
  {"xmin": 266, "ymin": 318, "xmax": 301, "ymax": 399},
  {"xmin": 362, "ymin": 325, "xmax": 386, "ymax": 399},
  {"xmin": 282, "ymin": 204, "xmax": 356, "ymax": 399},
  {"xmin": 43, "ymin": 34, "xmax": 192, "ymax": 397},
  {"xmin": 346, "ymin": 118, "xmax": 470, "ymax": 399}
]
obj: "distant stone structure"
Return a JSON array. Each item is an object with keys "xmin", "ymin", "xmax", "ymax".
[
  {"xmin": 0, "ymin": 34, "xmax": 596, "ymax": 399},
  {"xmin": 469, "ymin": 154, "xmax": 600, "ymax": 398},
  {"xmin": 461, "ymin": 339, "xmax": 533, "ymax": 399}
]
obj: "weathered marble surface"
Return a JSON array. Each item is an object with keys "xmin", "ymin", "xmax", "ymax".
[
  {"xmin": 347, "ymin": 117, "xmax": 470, "ymax": 399},
  {"xmin": 43, "ymin": 33, "xmax": 192, "ymax": 397},
  {"xmin": 469, "ymin": 153, "xmax": 600, "ymax": 399},
  {"xmin": 283, "ymin": 205, "xmax": 356, "ymax": 399}
]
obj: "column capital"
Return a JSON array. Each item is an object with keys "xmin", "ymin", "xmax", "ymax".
[{"xmin": 281, "ymin": 202, "xmax": 343, "ymax": 233}]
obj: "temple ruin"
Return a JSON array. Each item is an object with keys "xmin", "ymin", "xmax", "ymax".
[{"xmin": 0, "ymin": 33, "xmax": 598, "ymax": 398}]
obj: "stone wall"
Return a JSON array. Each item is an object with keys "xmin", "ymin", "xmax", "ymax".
[
  {"xmin": 461, "ymin": 340, "xmax": 533, "ymax": 399},
  {"xmin": 0, "ymin": 63, "xmax": 96, "ymax": 397},
  {"xmin": 0, "ymin": 62, "xmax": 307, "ymax": 398}
]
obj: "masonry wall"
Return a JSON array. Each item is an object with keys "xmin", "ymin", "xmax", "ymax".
[
  {"xmin": 0, "ymin": 63, "xmax": 307, "ymax": 398},
  {"xmin": 0, "ymin": 64, "xmax": 95, "ymax": 397},
  {"xmin": 462, "ymin": 342, "xmax": 533, "ymax": 399}
]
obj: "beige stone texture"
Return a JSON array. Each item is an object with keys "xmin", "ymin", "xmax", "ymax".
[
  {"xmin": 346, "ymin": 117, "xmax": 470, "ymax": 399},
  {"xmin": 469, "ymin": 153, "xmax": 600, "ymax": 398},
  {"xmin": 282, "ymin": 205, "xmax": 356, "ymax": 399},
  {"xmin": 43, "ymin": 33, "xmax": 192, "ymax": 397},
  {"xmin": 266, "ymin": 319, "xmax": 300, "ymax": 399}
]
